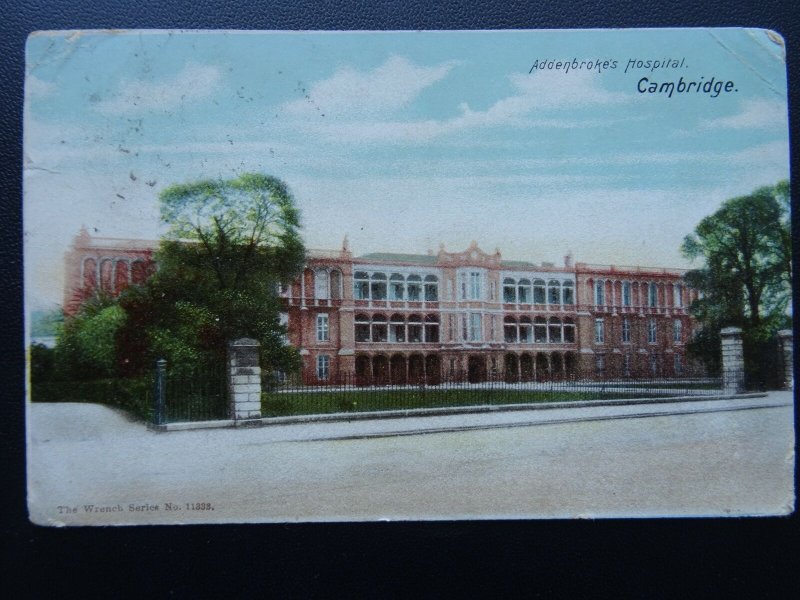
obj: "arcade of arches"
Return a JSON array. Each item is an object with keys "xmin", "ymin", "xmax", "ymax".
[{"xmin": 353, "ymin": 351, "xmax": 577, "ymax": 385}]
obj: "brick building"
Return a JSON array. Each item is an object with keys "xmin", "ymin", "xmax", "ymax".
[{"xmin": 63, "ymin": 230, "xmax": 699, "ymax": 383}]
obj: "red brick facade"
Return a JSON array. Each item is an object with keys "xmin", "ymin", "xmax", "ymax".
[{"xmin": 64, "ymin": 231, "xmax": 700, "ymax": 382}]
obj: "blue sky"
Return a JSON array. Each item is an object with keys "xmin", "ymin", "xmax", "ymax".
[{"xmin": 24, "ymin": 29, "xmax": 789, "ymax": 309}]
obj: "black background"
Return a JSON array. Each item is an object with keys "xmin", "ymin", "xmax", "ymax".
[{"xmin": 2, "ymin": 1, "xmax": 798, "ymax": 597}]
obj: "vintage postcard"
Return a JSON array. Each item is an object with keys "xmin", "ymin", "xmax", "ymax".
[{"xmin": 24, "ymin": 29, "xmax": 793, "ymax": 525}]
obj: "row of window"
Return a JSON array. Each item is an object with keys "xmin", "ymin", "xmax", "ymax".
[
  {"xmin": 354, "ymin": 272, "xmax": 439, "ymax": 302},
  {"xmin": 502, "ymin": 278, "xmax": 575, "ymax": 305},
  {"xmin": 354, "ymin": 313, "xmax": 441, "ymax": 343},
  {"xmin": 594, "ymin": 317, "xmax": 683, "ymax": 344},
  {"xmin": 503, "ymin": 316, "xmax": 576, "ymax": 344},
  {"xmin": 594, "ymin": 280, "xmax": 685, "ymax": 308}
]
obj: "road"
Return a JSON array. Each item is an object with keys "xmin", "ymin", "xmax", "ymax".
[{"xmin": 27, "ymin": 393, "xmax": 794, "ymax": 525}]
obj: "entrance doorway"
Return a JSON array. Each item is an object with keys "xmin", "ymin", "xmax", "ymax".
[{"xmin": 468, "ymin": 355, "xmax": 487, "ymax": 383}]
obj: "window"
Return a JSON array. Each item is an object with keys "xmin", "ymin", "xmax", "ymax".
[
  {"xmin": 504, "ymin": 316, "xmax": 518, "ymax": 343},
  {"xmin": 533, "ymin": 279, "xmax": 546, "ymax": 304},
  {"xmin": 673, "ymin": 283, "xmax": 683, "ymax": 307},
  {"xmin": 469, "ymin": 313, "xmax": 482, "ymax": 342},
  {"xmin": 314, "ymin": 269, "xmax": 329, "ymax": 299},
  {"xmin": 355, "ymin": 314, "xmax": 370, "ymax": 342},
  {"xmin": 562, "ymin": 281, "xmax": 575, "ymax": 305},
  {"xmin": 595, "ymin": 280, "xmax": 605, "ymax": 306},
  {"xmin": 407, "ymin": 275, "xmax": 422, "ymax": 301},
  {"xmin": 623, "ymin": 353, "xmax": 632, "ymax": 377},
  {"xmin": 389, "ymin": 274, "xmax": 405, "ymax": 300},
  {"xmin": 503, "ymin": 278, "xmax": 516, "ymax": 303},
  {"xmin": 279, "ymin": 312, "xmax": 289, "ymax": 344},
  {"xmin": 371, "ymin": 314, "xmax": 387, "ymax": 342},
  {"xmin": 622, "ymin": 318, "xmax": 631, "ymax": 343},
  {"xmin": 594, "ymin": 318, "xmax": 605, "ymax": 343},
  {"xmin": 548, "ymin": 317, "xmax": 562, "ymax": 343},
  {"xmin": 563, "ymin": 318, "xmax": 576, "ymax": 343},
  {"xmin": 650, "ymin": 354, "xmax": 658, "ymax": 376},
  {"xmin": 469, "ymin": 272, "xmax": 482, "ymax": 300},
  {"xmin": 622, "ymin": 282, "xmax": 632, "ymax": 307},
  {"xmin": 407, "ymin": 315, "xmax": 423, "ymax": 343},
  {"xmin": 648, "ymin": 318, "xmax": 657, "ymax": 343},
  {"xmin": 424, "ymin": 275, "xmax": 438, "ymax": 301},
  {"xmin": 673, "ymin": 319, "xmax": 682, "ymax": 343},
  {"xmin": 674, "ymin": 354, "xmax": 683, "ymax": 375},
  {"xmin": 371, "ymin": 273, "xmax": 387, "ymax": 300},
  {"xmin": 648, "ymin": 282, "xmax": 658, "ymax": 307},
  {"xmin": 316, "ymin": 314, "xmax": 329, "ymax": 342},
  {"xmin": 354, "ymin": 272, "xmax": 369, "ymax": 300},
  {"xmin": 316, "ymin": 355, "xmax": 330, "ymax": 380},
  {"xmin": 534, "ymin": 317, "xmax": 547, "ymax": 343},
  {"xmin": 424, "ymin": 314, "xmax": 439, "ymax": 343},
  {"xmin": 548, "ymin": 280, "xmax": 561, "ymax": 305},
  {"xmin": 389, "ymin": 313, "xmax": 405, "ymax": 342},
  {"xmin": 518, "ymin": 279, "xmax": 531, "ymax": 304},
  {"xmin": 519, "ymin": 316, "xmax": 532, "ymax": 343}
]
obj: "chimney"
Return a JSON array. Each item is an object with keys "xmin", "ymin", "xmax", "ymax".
[{"xmin": 564, "ymin": 250, "xmax": 573, "ymax": 268}]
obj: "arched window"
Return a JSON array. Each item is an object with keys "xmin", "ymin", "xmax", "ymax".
[
  {"xmin": 407, "ymin": 275, "xmax": 422, "ymax": 301},
  {"xmin": 533, "ymin": 279, "xmax": 546, "ymax": 304},
  {"xmin": 673, "ymin": 283, "xmax": 683, "ymax": 307},
  {"xmin": 595, "ymin": 279, "xmax": 605, "ymax": 306},
  {"xmin": 562, "ymin": 280, "xmax": 575, "ymax": 305},
  {"xmin": 673, "ymin": 319, "xmax": 682, "ymax": 342},
  {"xmin": 82, "ymin": 257, "xmax": 97, "ymax": 290},
  {"xmin": 648, "ymin": 282, "xmax": 658, "ymax": 307},
  {"xmin": 389, "ymin": 313, "xmax": 405, "ymax": 342},
  {"xmin": 533, "ymin": 316, "xmax": 547, "ymax": 343},
  {"xmin": 408, "ymin": 314, "xmax": 423, "ymax": 343},
  {"xmin": 518, "ymin": 279, "xmax": 531, "ymax": 304},
  {"xmin": 622, "ymin": 281, "xmax": 632, "ymax": 307},
  {"xmin": 389, "ymin": 273, "xmax": 405, "ymax": 300},
  {"xmin": 354, "ymin": 272, "xmax": 370, "ymax": 300},
  {"xmin": 371, "ymin": 313, "xmax": 388, "ymax": 342},
  {"xmin": 563, "ymin": 317, "xmax": 576, "ymax": 343},
  {"xmin": 548, "ymin": 280, "xmax": 561, "ymax": 305},
  {"xmin": 100, "ymin": 258, "xmax": 114, "ymax": 293},
  {"xmin": 355, "ymin": 313, "xmax": 370, "ymax": 342},
  {"xmin": 314, "ymin": 268, "xmax": 330, "ymax": 299},
  {"xmin": 548, "ymin": 317, "xmax": 563, "ymax": 343},
  {"xmin": 131, "ymin": 260, "xmax": 147, "ymax": 285},
  {"xmin": 424, "ymin": 275, "xmax": 439, "ymax": 301},
  {"xmin": 519, "ymin": 316, "xmax": 532, "ymax": 343},
  {"xmin": 504, "ymin": 316, "xmax": 518, "ymax": 343},
  {"xmin": 503, "ymin": 278, "xmax": 516, "ymax": 303},
  {"xmin": 425, "ymin": 314, "xmax": 440, "ymax": 342},
  {"xmin": 371, "ymin": 273, "xmax": 387, "ymax": 300}
]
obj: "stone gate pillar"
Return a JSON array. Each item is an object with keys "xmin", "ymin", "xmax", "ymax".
[
  {"xmin": 720, "ymin": 327, "xmax": 744, "ymax": 394},
  {"xmin": 228, "ymin": 338, "xmax": 262, "ymax": 420},
  {"xmin": 778, "ymin": 329, "xmax": 793, "ymax": 390}
]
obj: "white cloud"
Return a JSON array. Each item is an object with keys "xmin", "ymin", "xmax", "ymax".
[
  {"xmin": 94, "ymin": 63, "xmax": 222, "ymax": 115},
  {"xmin": 282, "ymin": 56, "xmax": 457, "ymax": 118},
  {"xmin": 289, "ymin": 67, "xmax": 630, "ymax": 143},
  {"xmin": 701, "ymin": 98, "xmax": 787, "ymax": 129}
]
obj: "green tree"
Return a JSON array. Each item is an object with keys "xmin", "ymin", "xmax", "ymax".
[
  {"xmin": 681, "ymin": 181, "xmax": 791, "ymax": 384},
  {"xmin": 116, "ymin": 173, "xmax": 305, "ymax": 376}
]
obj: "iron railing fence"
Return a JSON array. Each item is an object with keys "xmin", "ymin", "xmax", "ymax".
[
  {"xmin": 153, "ymin": 361, "xmax": 228, "ymax": 424},
  {"xmin": 261, "ymin": 370, "xmax": 724, "ymax": 418}
]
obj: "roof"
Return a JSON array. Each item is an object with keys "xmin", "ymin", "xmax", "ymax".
[{"xmin": 357, "ymin": 252, "xmax": 439, "ymax": 265}]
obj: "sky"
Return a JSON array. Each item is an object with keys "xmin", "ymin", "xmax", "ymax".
[{"xmin": 23, "ymin": 28, "xmax": 789, "ymax": 310}]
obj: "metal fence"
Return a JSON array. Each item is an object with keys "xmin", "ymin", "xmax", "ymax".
[
  {"xmin": 153, "ymin": 360, "xmax": 228, "ymax": 424},
  {"xmin": 261, "ymin": 371, "xmax": 724, "ymax": 418}
]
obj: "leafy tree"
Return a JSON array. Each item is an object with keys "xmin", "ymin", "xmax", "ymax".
[
  {"xmin": 681, "ymin": 181, "xmax": 791, "ymax": 384},
  {"xmin": 54, "ymin": 294, "xmax": 127, "ymax": 380},
  {"xmin": 116, "ymin": 173, "xmax": 305, "ymax": 376}
]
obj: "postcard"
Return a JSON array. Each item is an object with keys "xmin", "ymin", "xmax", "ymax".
[{"xmin": 24, "ymin": 28, "xmax": 793, "ymax": 525}]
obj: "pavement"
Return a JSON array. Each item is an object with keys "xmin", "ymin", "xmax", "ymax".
[{"xmin": 27, "ymin": 392, "xmax": 795, "ymax": 525}]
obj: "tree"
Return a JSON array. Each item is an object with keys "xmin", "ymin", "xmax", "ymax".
[
  {"xmin": 116, "ymin": 173, "xmax": 305, "ymax": 376},
  {"xmin": 681, "ymin": 181, "xmax": 791, "ymax": 384}
]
